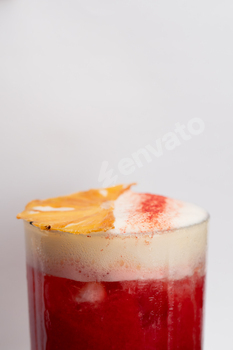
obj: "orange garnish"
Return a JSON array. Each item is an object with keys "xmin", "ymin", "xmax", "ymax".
[{"xmin": 17, "ymin": 184, "xmax": 135, "ymax": 234}]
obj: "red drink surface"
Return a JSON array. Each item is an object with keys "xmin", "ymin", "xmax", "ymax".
[{"xmin": 27, "ymin": 264, "xmax": 205, "ymax": 350}]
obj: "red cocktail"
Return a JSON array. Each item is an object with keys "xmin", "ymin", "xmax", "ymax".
[
  {"xmin": 27, "ymin": 265, "xmax": 205, "ymax": 350},
  {"xmin": 18, "ymin": 185, "xmax": 209, "ymax": 350}
]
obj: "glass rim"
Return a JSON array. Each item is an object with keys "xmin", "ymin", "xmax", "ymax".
[{"xmin": 23, "ymin": 213, "xmax": 209, "ymax": 238}]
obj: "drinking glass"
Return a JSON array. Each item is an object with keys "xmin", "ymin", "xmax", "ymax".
[{"xmin": 24, "ymin": 216, "xmax": 208, "ymax": 350}]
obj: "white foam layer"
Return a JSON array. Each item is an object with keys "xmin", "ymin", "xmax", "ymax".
[
  {"xmin": 24, "ymin": 219, "xmax": 208, "ymax": 282},
  {"xmin": 109, "ymin": 191, "xmax": 208, "ymax": 234}
]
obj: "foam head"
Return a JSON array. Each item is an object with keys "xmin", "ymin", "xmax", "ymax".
[{"xmin": 22, "ymin": 187, "xmax": 209, "ymax": 282}]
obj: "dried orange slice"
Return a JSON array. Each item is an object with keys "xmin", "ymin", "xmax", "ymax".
[{"xmin": 17, "ymin": 184, "xmax": 135, "ymax": 234}]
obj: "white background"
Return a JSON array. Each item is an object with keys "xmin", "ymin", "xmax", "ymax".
[{"xmin": 1, "ymin": 0, "xmax": 233, "ymax": 349}]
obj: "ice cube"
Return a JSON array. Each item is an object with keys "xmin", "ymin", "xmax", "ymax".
[{"xmin": 76, "ymin": 282, "xmax": 106, "ymax": 303}]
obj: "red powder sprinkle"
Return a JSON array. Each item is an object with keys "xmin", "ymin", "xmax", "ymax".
[
  {"xmin": 120, "ymin": 192, "xmax": 172, "ymax": 233},
  {"xmin": 140, "ymin": 194, "xmax": 166, "ymax": 218},
  {"xmin": 136, "ymin": 193, "xmax": 169, "ymax": 230}
]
